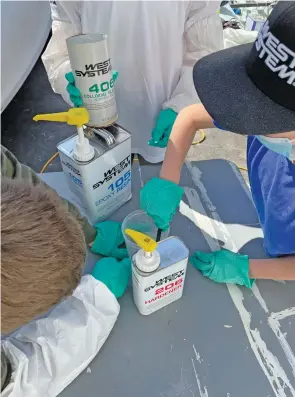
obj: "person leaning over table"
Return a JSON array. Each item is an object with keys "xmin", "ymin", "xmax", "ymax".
[
  {"xmin": 140, "ymin": 1, "xmax": 295, "ymax": 286},
  {"xmin": 42, "ymin": 0, "xmax": 223, "ymax": 163},
  {"xmin": 1, "ymin": 146, "xmax": 131, "ymax": 395}
]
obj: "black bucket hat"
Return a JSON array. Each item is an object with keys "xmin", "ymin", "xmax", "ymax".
[{"xmin": 193, "ymin": 1, "xmax": 295, "ymax": 135}]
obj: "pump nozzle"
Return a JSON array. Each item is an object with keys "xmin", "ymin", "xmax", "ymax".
[{"xmin": 33, "ymin": 108, "xmax": 95, "ymax": 162}]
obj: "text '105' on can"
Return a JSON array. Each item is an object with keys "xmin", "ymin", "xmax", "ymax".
[
  {"xmin": 58, "ymin": 124, "xmax": 132, "ymax": 224},
  {"xmin": 66, "ymin": 33, "xmax": 118, "ymax": 127}
]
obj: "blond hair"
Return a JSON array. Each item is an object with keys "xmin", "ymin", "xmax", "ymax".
[{"xmin": 1, "ymin": 178, "xmax": 86, "ymax": 333}]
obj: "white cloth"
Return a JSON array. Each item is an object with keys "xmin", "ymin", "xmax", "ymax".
[
  {"xmin": 223, "ymin": 27, "xmax": 258, "ymax": 48},
  {"xmin": 42, "ymin": 1, "xmax": 223, "ymax": 163},
  {"xmin": 2, "ymin": 275, "xmax": 120, "ymax": 397}
]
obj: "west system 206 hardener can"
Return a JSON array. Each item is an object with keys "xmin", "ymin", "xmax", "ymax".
[
  {"xmin": 126, "ymin": 230, "xmax": 189, "ymax": 316},
  {"xmin": 66, "ymin": 33, "xmax": 118, "ymax": 127}
]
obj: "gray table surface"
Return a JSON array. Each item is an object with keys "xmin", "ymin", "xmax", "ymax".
[{"xmin": 41, "ymin": 159, "xmax": 295, "ymax": 397}]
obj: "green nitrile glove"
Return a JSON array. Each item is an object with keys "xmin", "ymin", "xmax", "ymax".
[
  {"xmin": 149, "ymin": 109, "xmax": 177, "ymax": 148},
  {"xmin": 91, "ymin": 221, "xmax": 128, "ymax": 260},
  {"xmin": 190, "ymin": 249, "xmax": 255, "ymax": 289},
  {"xmin": 65, "ymin": 70, "xmax": 119, "ymax": 107},
  {"xmin": 112, "ymin": 70, "xmax": 119, "ymax": 81},
  {"xmin": 65, "ymin": 72, "xmax": 83, "ymax": 107},
  {"xmin": 91, "ymin": 257, "xmax": 131, "ymax": 298},
  {"xmin": 140, "ymin": 177, "xmax": 184, "ymax": 231}
]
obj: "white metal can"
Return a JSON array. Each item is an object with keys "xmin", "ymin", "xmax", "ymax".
[
  {"xmin": 58, "ymin": 124, "xmax": 131, "ymax": 224},
  {"xmin": 66, "ymin": 33, "xmax": 118, "ymax": 127},
  {"xmin": 132, "ymin": 237, "xmax": 189, "ymax": 316}
]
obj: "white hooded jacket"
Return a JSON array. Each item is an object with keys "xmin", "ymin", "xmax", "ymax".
[
  {"xmin": 42, "ymin": 1, "xmax": 223, "ymax": 163},
  {"xmin": 2, "ymin": 276, "xmax": 120, "ymax": 397}
]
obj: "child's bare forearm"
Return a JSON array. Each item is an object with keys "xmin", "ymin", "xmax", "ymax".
[
  {"xmin": 249, "ymin": 256, "xmax": 295, "ymax": 280},
  {"xmin": 160, "ymin": 104, "xmax": 214, "ymax": 184}
]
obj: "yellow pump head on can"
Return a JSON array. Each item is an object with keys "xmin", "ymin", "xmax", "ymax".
[
  {"xmin": 125, "ymin": 229, "xmax": 160, "ymax": 273},
  {"xmin": 33, "ymin": 108, "xmax": 95, "ymax": 162},
  {"xmin": 125, "ymin": 229, "xmax": 157, "ymax": 255}
]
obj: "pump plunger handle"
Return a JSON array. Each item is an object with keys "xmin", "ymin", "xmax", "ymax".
[
  {"xmin": 125, "ymin": 229, "xmax": 158, "ymax": 253},
  {"xmin": 33, "ymin": 108, "xmax": 89, "ymax": 127},
  {"xmin": 33, "ymin": 112, "xmax": 69, "ymax": 123}
]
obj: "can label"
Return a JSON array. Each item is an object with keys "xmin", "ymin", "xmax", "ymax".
[
  {"xmin": 132, "ymin": 257, "xmax": 188, "ymax": 316},
  {"xmin": 58, "ymin": 132, "xmax": 131, "ymax": 224},
  {"xmin": 67, "ymin": 34, "xmax": 118, "ymax": 127},
  {"xmin": 74, "ymin": 59, "xmax": 117, "ymax": 126}
]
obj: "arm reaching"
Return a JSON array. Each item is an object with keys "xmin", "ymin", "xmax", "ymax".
[
  {"xmin": 140, "ymin": 104, "xmax": 213, "ymax": 230},
  {"xmin": 191, "ymin": 249, "xmax": 295, "ymax": 287},
  {"xmin": 250, "ymin": 256, "xmax": 295, "ymax": 280},
  {"xmin": 160, "ymin": 103, "xmax": 214, "ymax": 184}
]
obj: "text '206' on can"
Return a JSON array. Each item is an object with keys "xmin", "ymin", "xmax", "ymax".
[
  {"xmin": 66, "ymin": 33, "xmax": 118, "ymax": 127},
  {"xmin": 132, "ymin": 237, "xmax": 189, "ymax": 316}
]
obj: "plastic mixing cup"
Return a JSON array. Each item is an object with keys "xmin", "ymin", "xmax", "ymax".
[{"xmin": 122, "ymin": 210, "xmax": 169, "ymax": 259}]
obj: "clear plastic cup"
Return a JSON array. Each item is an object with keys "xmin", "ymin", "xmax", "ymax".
[{"xmin": 122, "ymin": 210, "xmax": 169, "ymax": 259}]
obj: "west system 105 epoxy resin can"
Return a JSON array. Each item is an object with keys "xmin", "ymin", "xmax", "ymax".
[
  {"xmin": 58, "ymin": 124, "xmax": 132, "ymax": 224},
  {"xmin": 125, "ymin": 230, "xmax": 189, "ymax": 316},
  {"xmin": 66, "ymin": 33, "xmax": 118, "ymax": 127}
]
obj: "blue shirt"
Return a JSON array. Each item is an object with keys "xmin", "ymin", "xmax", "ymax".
[{"xmin": 247, "ymin": 136, "xmax": 295, "ymax": 257}]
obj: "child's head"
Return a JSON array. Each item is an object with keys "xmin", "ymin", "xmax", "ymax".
[
  {"xmin": 192, "ymin": 1, "xmax": 295, "ymax": 137},
  {"xmin": 1, "ymin": 178, "xmax": 86, "ymax": 333}
]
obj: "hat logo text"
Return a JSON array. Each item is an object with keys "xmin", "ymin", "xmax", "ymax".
[{"xmin": 256, "ymin": 21, "xmax": 295, "ymax": 86}]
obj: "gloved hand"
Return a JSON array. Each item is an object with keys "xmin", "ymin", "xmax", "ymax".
[
  {"xmin": 140, "ymin": 177, "xmax": 184, "ymax": 231},
  {"xmin": 91, "ymin": 257, "xmax": 131, "ymax": 298},
  {"xmin": 149, "ymin": 109, "xmax": 177, "ymax": 148},
  {"xmin": 65, "ymin": 70, "xmax": 119, "ymax": 107},
  {"xmin": 190, "ymin": 249, "xmax": 254, "ymax": 288},
  {"xmin": 91, "ymin": 221, "xmax": 128, "ymax": 259}
]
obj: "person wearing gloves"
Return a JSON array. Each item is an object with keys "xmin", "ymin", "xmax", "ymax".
[
  {"xmin": 42, "ymin": 1, "xmax": 223, "ymax": 163},
  {"xmin": 1, "ymin": 148, "xmax": 131, "ymax": 395},
  {"xmin": 1, "ymin": 145, "xmax": 128, "ymax": 259},
  {"xmin": 140, "ymin": 1, "xmax": 295, "ymax": 286}
]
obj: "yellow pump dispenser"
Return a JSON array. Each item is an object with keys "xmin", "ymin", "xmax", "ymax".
[
  {"xmin": 125, "ymin": 229, "xmax": 160, "ymax": 273},
  {"xmin": 33, "ymin": 108, "xmax": 95, "ymax": 162},
  {"xmin": 125, "ymin": 229, "xmax": 157, "ymax": 254}
]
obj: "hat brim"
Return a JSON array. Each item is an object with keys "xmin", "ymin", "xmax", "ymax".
[{"xmin": 193, "ymin": 44, "xmax": 295, "ymax": 135}]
